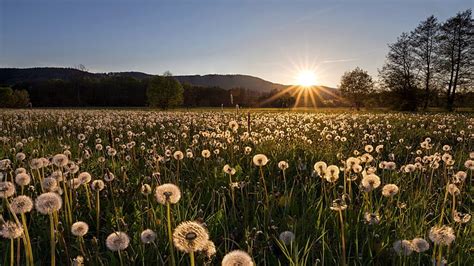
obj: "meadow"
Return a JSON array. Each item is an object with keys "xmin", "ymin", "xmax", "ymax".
[{"xmin": 0, "ymin": 109, "xmax": 472, "ymax": 265}]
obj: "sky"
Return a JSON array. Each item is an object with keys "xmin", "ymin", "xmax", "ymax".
[{"xmin": 0, "ymin": 0, "xmax": 472, "ymax": 87}]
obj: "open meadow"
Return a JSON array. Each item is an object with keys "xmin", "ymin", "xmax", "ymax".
[{"xmin": 0, "ymin": 109, "xmax": 473, "ymax": 265}]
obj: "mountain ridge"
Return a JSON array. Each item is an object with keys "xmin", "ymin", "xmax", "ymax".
[{"xmin": 0, "ymin": 67, "xmax": 336, "ymax": 93}]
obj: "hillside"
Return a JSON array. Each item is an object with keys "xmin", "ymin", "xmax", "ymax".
[
  {"xmin": 0, "ymin": 67, "xmax": 290, "ymax": 93},
  {"xmin": 0, "ymin": 67, "xmax": 337, "ymax": 94}
]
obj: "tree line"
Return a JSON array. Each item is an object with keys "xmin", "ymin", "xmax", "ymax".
[{"xmin": 341, "ymin": 9, "xmax": 473, "ymax": 111}]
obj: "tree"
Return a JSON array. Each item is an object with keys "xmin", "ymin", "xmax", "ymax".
[
  {"xmin": 339, "ymin": 67, "xmax": 374, "ymax": 109},
  {"xmin": 146, "ymin": 75, "xmax": 183, "ymax": 109},
  {"xmin": 437, "ymin": 9, "xmax": 473, "ymax": 111},
  {"xmin": 0, "ymin": 86, "xmax": 31, "ymax": 108},
  {"xmin": 379, "ymin": 33, "xmax": 419, "ymax": 111},
  {"xmin": 411, "ymin": 15, "xmax": 439, "ymax": 110}
]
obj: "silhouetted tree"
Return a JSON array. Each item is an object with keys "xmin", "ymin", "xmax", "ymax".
[
  {"xmin": 411, "ymin": 15, "xmax": 439, "ymax": 110},
  {"xmin": 339, "ymin": 67, "xmax": 374, "ymax": 110},
  {"xmin": 437, "ymin": 9, "xmax": 473, "ymax": 111},
  {"xmin": 379, "ymin": 33, "xmax": 419, "ymax": 111},
  {"xmin": 0, "ymin": 86, "xmax": 31, "ymax": 108},
  {"xmin": 147, "ymin": 75, "xmax": 183, "ymax": 109}
]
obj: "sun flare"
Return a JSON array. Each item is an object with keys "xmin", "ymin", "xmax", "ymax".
[{"xmin": 296, "ymin": 70, "xmax": 318, "ymax": 87}]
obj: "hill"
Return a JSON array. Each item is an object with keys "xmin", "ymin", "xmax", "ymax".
[
  {"xmin": 0, "ymin": 67, "xmax": 291, "ymax": 93},
  {"xmin": 0, "ymin": 67, "xmax": 337, "ymax": 94}
]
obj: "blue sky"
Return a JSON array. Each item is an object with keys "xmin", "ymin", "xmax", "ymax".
[{"xmin": 0, "ymin": 0, "xmax": 472, "ymax": 87}]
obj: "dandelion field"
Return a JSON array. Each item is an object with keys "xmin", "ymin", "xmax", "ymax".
[{"xmin": 0, "ymin": 109, "xmax": 472, "ymax": 265}]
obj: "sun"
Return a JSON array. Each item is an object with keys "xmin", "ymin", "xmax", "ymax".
[{"xmin": 296, "ymin": 70, "xmax": 318, "ymax": 87}]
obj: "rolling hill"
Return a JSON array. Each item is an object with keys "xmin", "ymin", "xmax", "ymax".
[{"xmin": 0, "ymin": 67, "xmax": 336, "ymax": 94}]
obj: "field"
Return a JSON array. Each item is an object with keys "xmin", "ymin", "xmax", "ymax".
[{"xmin": 0, "ymin": 109, "xmax": 472, "ymax": 265}]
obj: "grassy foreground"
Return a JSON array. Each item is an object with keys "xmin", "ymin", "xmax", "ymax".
[{"xmin": 0, "ymin": 109, "xmax": 472, "ymax": 265}]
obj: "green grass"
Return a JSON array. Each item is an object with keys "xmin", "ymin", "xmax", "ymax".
[{"xmin": 0, "ymin": 109, "xmax": 472, "ymax": 265}]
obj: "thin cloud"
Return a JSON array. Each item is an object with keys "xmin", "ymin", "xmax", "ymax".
[{"xmin": 321, "ymin": 58, "xmax": 359, "ymax": 64}]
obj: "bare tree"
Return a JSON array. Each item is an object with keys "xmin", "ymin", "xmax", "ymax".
[
  {"xmin": 411, "ymin": 15, "xmax": 439, "ymax": 110},
  {"xmin": 379, "ymin": 33, "xmax": 419, "ymax": 111},
  {"xmin": 437, "ymin": 9, "xmax": 473, "ymax": 111}
]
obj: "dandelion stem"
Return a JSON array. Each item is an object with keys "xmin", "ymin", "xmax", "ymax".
[
  {"xmin": 10, "ymin": 238, "xmax": 14, "ymax": 266},
  {"xmin": 166, "ymin": 201, "xmax": 176, "ymax": 266},
  {"xmin": 21, "ymin": 213, "xmax": 34, "ymax": 265},
  {"xmin": 96, "ymin": 190, "xmax": 100, "ymax": 239},
  {"xmin": 338, "ymin": 210, "xmax": 346, "ymax": 266},
  {"xmin": 190, "ymin": 251, "xmax": 195, "ymax": 266},
  {"xmin": 49, "ymin": 213, "xmax": 56, "ymax": 266}
]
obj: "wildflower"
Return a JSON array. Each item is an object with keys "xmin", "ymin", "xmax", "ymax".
[
  {"xmin": 244, "ymin": 146, "xmax": 252, "ymax": 155},
  {"xmin": 16, "ymin": 152, "xmax": 26, "ymax": 161},
  {"xmin": 361, "ymin": 174, "xmax": 381, "ymax": 192},
  {"xmin": 15, "ymin": 172, "xmax": 31, "ymax": 186},
  {"xmin": 0, "ymin": 181, "xmax": 15, "ymax": 198},
  {"xmin": 313, "ymin": 161, "xmax": 327, "ymax": 176},
  {"xmin": 173, "ymin": 151, "xmax": 184, "ymax": 160},
  {"xmin": 71, "ymin": 221, "xmax": 89, "ymax": 237},
  {"xmin": 279, "ymin": 231, "xmax": 295, "ymax": 245},
  {"xmin": 382, "ymin": 184, "xmax": 399, "ymax": 197},
  {"xmin": 429, "ymin": 225, "xmax": 455, "ymax": 246},
  {"xmin": 447, "ymin": 184, "xmax": 460, "ymax": 196},
  {"xmin": 141, "ymin": 184, "xmax": 152, "ymax": 195},
  {"xmin": 106, "ymin": 231, "xmax": 130, "ymax": 251},
  {"xmin": 330, "ymin": 198, "xmax": 347, "ymax": 211},
  {"xmin": 91, "ymin": 180, "xmax": 105, "ymax": 191},
  {"xmin": 453, "ymin": 211, "xmax": 471, "ymax": 223},
  {"xmin": 223, "ymin": 164, "xmax": 237, "ymax": 175},
  {"xmin": 104, "ymin": 172, "xmax": 115, "ymax": 182},
  {"xmin": 278, "ymin": 161, "xmax": 289, "ymax": 170},
  {"xmin": 10, "ymin": 195, "xmax": 33, "ymax": 214},
  {"xmin": 393, "ymin": 240, "xmax": 414, "ymax": 256},
  {"xmin": 42, "ymin": 177, "xmax": 58, "ymax": 192},
  {"xmin": 229, "ymin": 121, "xmax": 239, "ymax": 131},
  {"xmin": 172, "ymin": 221, "xmax": 209, "ymax": 253},
  {"xmin": 155, "ymin": 183, "xmax": 181, "ymax": 205},
  {"xmin": 203, "ymin": 240, "xmax": 216, "ymax": 258},
  {"xmin": 324, "ymin": 165, "xmax": 340, "ymax": 182},
  {"xmin": 35, "ymin": 192, "xmax": 62, "ymax": 214},
  {"xmin": 78, "ymin": 172, "xmax": 92, "ymax": 184},
  {"xmin": 411, "ymin": 238, "xmax": 430, "ymax": 253},
  {"xmin": 345, "ymin": 157, "xmax": 360, "ymax": 170},
  {"xmin": 222, "ymin": 250, "xmax": 254, "ymax": 266},
  {"xmin": 140, "ymin": 229, "xmax": 157, "ymax": 244},
  {"xmin": 252, "ymin": 154, "xmax": 269, "ymax": 166},
  {"xmin": 365, "ymin": 145, "xmax": 374, "ymax": 153},
  {"xmin": 364, "ymin": 212, "xmax": 380, "ymax": 225},
  {"xmin": 52, "ymin": 154, "xmax": 69, "ymax": 167},
  {"xmin": 0, "ymin": 221, "xmax": 23, "ymax": 239},
  {"xmin": 15, "ymin": 167, "xmax": 27, "ymax": 175},
  {"xmin": 72, "ymin": 255, "xmax": 84, "ymax": 266},
  {"xmin": 201, "ymin": 149, "xmax": 211, "ymax": 158}
]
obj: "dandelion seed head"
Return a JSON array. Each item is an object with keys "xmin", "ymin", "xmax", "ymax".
[
  {"xmin": 222, "ymin": 250, "xmax": 254, "ymax": 266},
  {"xmin": 0, "ymin": 181, "xmax": 15, "ymax": 198},
  {"xmin": 140, "ymin": 229, "xmax": 157, "ymax": 244},
  {"xmin": 155, "ymin": 183, "xmax": 181, "ymax": 205},
  {"xmin": 279, "ymin": 231, "xmax": 295, "ymax": 245},
  {"xmin": 10, "ymin": 195, "xmax": 33, "ymax": 214},
  {"xmin": 172, "ymin": 221, "xmax": 209, "ymax": 253},
  {"xmin": 71, "ymin": 221, "xmax": 89, "ymax": 237},
  {"xmin": 15, "ymin": 172, "xmax": 31, "ymax": 186},
  {"xmin": 252, "ymin": 154, "xmax": 269, "ymax": 167},
  {"xmin": 0, "ymin": 221, "xmax": 23, "ymax": 239},
  {"xmin": 429, "ymin": 225, "xmax": 455, "ymax": 246},
  {"xmin": 106, "ymin": 231, "xmax": 130, "ymax": 251},
  {"xmin": 411, "ymin": 238, "xmax": 430, "ymax": 253},
  {"xmin": 35, "ymin": 192, "xmax": 62, "ymax": 214}
]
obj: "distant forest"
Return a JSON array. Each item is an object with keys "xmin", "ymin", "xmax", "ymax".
[{"xmin": 0, "ymin": 68, "xmax": 341, "ymax": 108}]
